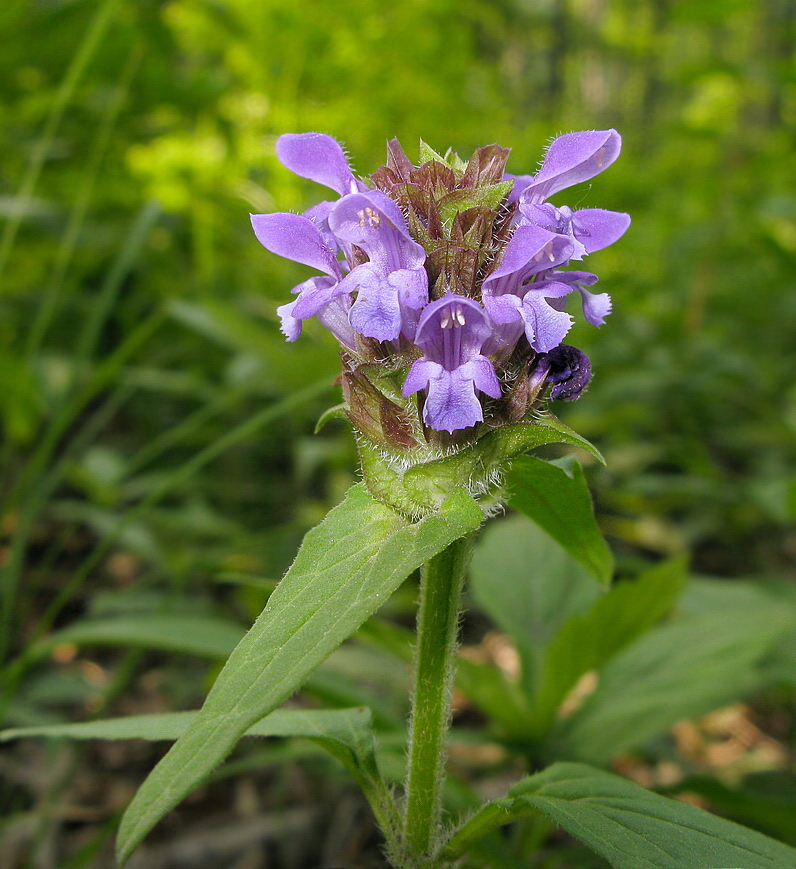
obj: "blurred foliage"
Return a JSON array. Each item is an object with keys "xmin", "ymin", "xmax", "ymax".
[{"xmin": 0, "ymin": 0, "xmax": 795, "ymax": 866}]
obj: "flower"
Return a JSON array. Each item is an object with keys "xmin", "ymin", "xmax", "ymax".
[
  {"xmin": 402, "ymin": 295, "xmax": 501, "ymax": 433},
  {"xmin": 251, "ymin": 131, "xmax": 628, "ymax": 440},
  {"xmin": 530, "ymin": 344, "xmax": 593, "ymax": 401},
  {"xmin": 327, "ymin": 191, "xmax": 428, "ymax": 343}
]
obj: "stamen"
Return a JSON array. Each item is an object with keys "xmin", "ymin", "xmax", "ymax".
[
  {"xmin": 454, "ymin": 306, "xmax": 466, "ymax": 326},
  {"xmin": 356, "ymin": 207, "xmax": 381, "ymax": 228},
  {"xmin": 439, "ymin": 311, "xmax": 452, "ymax": 329}
]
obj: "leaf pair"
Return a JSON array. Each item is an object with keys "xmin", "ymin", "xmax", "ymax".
[{"xmin": 7, "ymin": 713, "xmax": 794, "ymax": 869}]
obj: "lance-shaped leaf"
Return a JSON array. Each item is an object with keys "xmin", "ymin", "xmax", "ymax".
[
  {"xmin": 26, "ymin": 615, "xmax": 246, "ymax": 662},
  {"xmin": 442, "ymin": 762, "xmax": 796, "ymax": 868},
  {"xmin": 529, "ymin": 557, "xmax": 687, "ymax": 739},
  {"xmin": 2, "ymin": 707, "xmax": 400, "ymax": 846},
  {"xmin": 470, "ymin": 514, "xmax": 601, "ymax": 698},
  {"xmin": 551, "ymin": 602, "xmax": 794, "ymax": 764},
  {"xmin": 116, "ymin": 483, "xmax": 483, "ymax": 864},
  {"xmin": 507, "ymin": 455, "xmax": 613, "ymax": 586}
]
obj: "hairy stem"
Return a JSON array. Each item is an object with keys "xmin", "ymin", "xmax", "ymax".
[{"xmin": 402, "ymin": 534, "xmax": 474, "ymax": 864}]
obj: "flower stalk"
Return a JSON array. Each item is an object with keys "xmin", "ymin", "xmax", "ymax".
[{"xmin": 402, "ymin": 535, "xmax": 474, "ymax": 866}]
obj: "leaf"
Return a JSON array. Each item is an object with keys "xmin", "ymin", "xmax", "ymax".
[
  {"xmin": 551, "ymin": 602, "xmax": 794, "ymax": 763},
  {"xmin": 116, "ymin": 483, "xmax": 483, "ymax": 864},
  {"xmin": 443, "ymin": 762, "xmax": 796, "ymax": 868},
  {"xmin": 679, "ymin": 579, "xmax": 796, "ymax": 688},
  {"xmin": 27, "ymin": 615, "xmax": 246, "ymax": 662},
  {"xmin": 454, "ymin": 656, "xmax": 532, "ymax": 732},
  {"xmin": 2, "ymin": 707, "xmax": 401, "ymax": 844},
  {"xmin": 507, "ymin": 455, "xmax": 613, "ymax": 586},
  {"xmin": 529, "ymin": 557, "xmax": 688, "ymax": 739},
  {"xmin": 669, "ymin": 774, "xmax": 796, "ymax": 846},
  {"xmin": 469, "ymin": 514, "xmax": 600, "ymax": 696}
]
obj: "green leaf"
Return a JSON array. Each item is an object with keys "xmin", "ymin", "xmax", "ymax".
[
  {"xmin": 443, "ymin": 762, "xmax": 796, "ymax": 868},
  {"xmin": 116, "ymin": 483, "xmax": 483, "ymax": 864},
  {"xmin": 470, "ymin": 514, "xmax": 600, "ymax": 696},
  {"xmin": 669, "ymin": 774, "xmax": 796, "ymax": 846},
  {"xmin": 455, "ymin": 656, "xmax": 532, "ymax": 731},
  {"xmin": 529, "ymin": 557, "xmax": 687, "ymax": 739},
  {"xmin": 27, "ymin": 615, "xmax": 245, "ymax": 661},
  {"xmin": 507, "ymin": 455, "xmax": 613, "ymax": 586},
  {"xmin": 2, "ymin": 707, "xmax": 400, "ymax": 844},
  {"xmin": 552, "ymin": 602, "xmax": 794, "ymax": 763},
  {"xmin": 679, "ymin": 579, "xmax": 796, "ymax": 688}
]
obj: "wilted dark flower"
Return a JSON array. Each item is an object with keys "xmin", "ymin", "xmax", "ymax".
[
  {"xmin": 530, "ymin": 344, "xmax": 593, "ymax": 401},
  {"xmin": 251, "ymin": 131, "xmax": 628, "ymax": 451}
]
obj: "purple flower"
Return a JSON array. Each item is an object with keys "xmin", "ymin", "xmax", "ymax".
[
  {"xmin": 402, "ymin": 295, "xmax": 501, "ymax": 433},
  {"xmin": 276, "ymin": 133, "xmax": 367, "ymax": 198},
  {"xmin": 518, "ymin": 203, "xmax": 631, "ymax": 261},
  {"xmin": 276, "ymin": 133, "xmax": 368, "ymax": 255},
  {"xmin": 509, "ymin": 129, "xmax": 623, "ymax": 203},
  {"xmin": 545, "ymin": 270, "xmax": 612, "ymax": 328},
  {"xmin": 510, "ymin": 129, "xmax": 630, "ymax": 264},
  {"xmin": 250, "ymin": 211, "xmax": 348, "ymax": 342},
  {"xmin": 250, "ymin": 188, "xmax": 429, "ymax": 346},
  {"xmin": 327, "ymin": 191, "xmax": 428, "ymax": 342},
  {"xmin": 481, "ymin": 224, "xmax": 577, "ymax": 353}
]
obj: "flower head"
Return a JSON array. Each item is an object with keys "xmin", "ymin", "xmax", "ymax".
[{"xmin": 251, "ymin": 130, "xmax": 628, "ymax": 505}]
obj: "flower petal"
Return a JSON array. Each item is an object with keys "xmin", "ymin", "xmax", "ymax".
[
  {"xmin": 519, "ymin": 292, "xmax": 575, "ymax": 352},
  {"xmin": 276, "ymin": 298, "xmax": 302, "ymax": 342},
  {"xmin": 550, "ymin": 271, "xmax": 612, "ymax": 326},
  {"xmin": 328, "ymin": 191, "xmax": 426, "ymax": 272},
  {"xmin": 348, "ymin": 266, "xmax": 403, "ymax": 342},
  {"xmin": 316, "ymin": 295, "xmax": 358, "ymax": 350},
  {"xmin": 461, "ymin": 356, "xmax": 502, "ymax": 399},
  {"xmin": 572, "ymin": 208, "xmax": 631, "ymax": 253},
  {"xmin": 402, "ymin": 357, "xmax": 441, "ymax": 396},
  {"xmin": 276, "ymin": 133, "xmax": 364, "ymax": 196},
  {"xmin": 290, "ymin": 275, "xmax": 341, "ymax": 320},
  {"xmin": 580, "ymin": 289, "xmax": 612, "ymax": 326},
  {"xmin": 250, "ymin": 212, "xmax": 341, "ymax": 277},
  {"xmin": 483, "ymin": 291, "xmax": 522, "ymax": 325},
  {"xmin": 522, "ymin": 130, "xmax": 622, "ymax": 203},
  {"xmin": 421, "ymin": 367, "xmax": 485, "ymax": 433}
]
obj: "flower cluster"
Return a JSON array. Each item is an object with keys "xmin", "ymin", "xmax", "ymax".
[{"xmin": 251, "ymin": 131, "xmax": 628, "ymax": 443}]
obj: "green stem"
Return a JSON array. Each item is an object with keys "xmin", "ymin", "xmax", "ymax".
[{"xmin": 403, "ymin": 534, "xmax": 474, "ymax": 865}]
